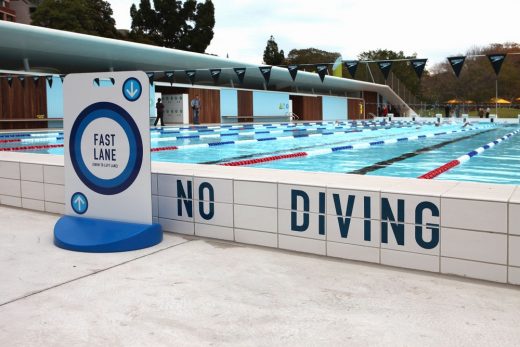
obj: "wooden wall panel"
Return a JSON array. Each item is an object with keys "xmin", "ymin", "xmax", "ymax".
[
  {"xmin": 187, "ymin": 88, "xmax": 220, "ymax": 124},
  {"xmin": 237, "ymin": 90, "xmax": 253, "ymax": 123},
  {"xmin": 348, "ymin": 98, "xmax": 364, "ymax": 119},
  {"xmin": 363, "ymin": 91, "xmax": 378, "ymax": 117},
  {"xmin": 0, "ymin": 77, "xmax": 47, "ymax": 130},
  {"xmin": 291, "ymin": 95, "xmax": 322, "ymax": 121}
]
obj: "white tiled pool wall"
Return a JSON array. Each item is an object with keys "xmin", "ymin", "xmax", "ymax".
[{"xmin": 2, "ymin": 153, "xmax": 520, "ymax": 286}]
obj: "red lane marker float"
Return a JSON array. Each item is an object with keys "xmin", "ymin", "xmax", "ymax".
[
  {"xmin": 151, "ymin": 146, "xmax": 178, "ymax": 152},
  {"xmin": 0, "ymin": 139, "xmax": 21, "ymax": 144},
  {"xmin": 0, "ymin": 144, "xmax": 63, "ymax": 152},
  {"xmin": 418, "ymin": 160, "xmax": 460, "ymax": 179},
  {"xmin": 221, "ymin": 152, "xmax": 307, "ymax": 166}
]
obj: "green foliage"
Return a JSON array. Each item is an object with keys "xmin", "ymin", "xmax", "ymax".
[
  {"xmin": 263, "ymin": 35, "xmax": 285, "ymax": 65},
  {"xmin": 129, "ymin": 0, "xmax": 215, "ymax": 53},
  {"xmin": 422, "ymin": 43, "xmax": 520, "ymax": 103},
  {"xmin": 31, "ymin": 0, "xmax": 119, "ymax": 39},
  {"xmin": 286, "ymin": 48, "xmax": 340, "ymax": 65}
]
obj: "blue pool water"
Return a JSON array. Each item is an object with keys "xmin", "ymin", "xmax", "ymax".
[{"xmin": 2, "ymin": 120, "xmax": 519, "ymax": 185}]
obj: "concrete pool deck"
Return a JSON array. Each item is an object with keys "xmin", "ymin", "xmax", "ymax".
[{"xmin": 1, "ymin": 206, "xmax": 520, "ymax": 346}]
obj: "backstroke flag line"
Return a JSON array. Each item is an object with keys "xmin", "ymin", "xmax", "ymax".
[
  {"xmin": 487, "ymin": 54, "xmax": 507, "ymax": 76},
  {"xmin": 447, "ymin": 56, "xmax": 466, "ymax": 78},
  {"xmin": 165, "ymin": 71, "xmax": 174, "ymax": 86},
  {"xmin": 185, "ymin": 70, "xmax": 196, "ymax": 85},
  {"xmin": 259, "ymin": 66, "xmax": 272, "ymax": 85},
  {"xmin": 288, "ymin": 65, "xmax": 299, "ymax": 81},
  {"xmin": 332, "ymin": 56, "xmax": 343, "ymax": 77},
  {"xmin": 234, "ymin": 68, "xmax": 246, "ymax": 84},
  {"xmin": 344, "ymin": 61, "xmax": 359, "ymax": 78},
  {"xmin": 210, "ymin": 69, "xmax": 221, "ymax": 85},
  {"xmin": 315, "ymin": 64, "xmax": 328, "ymax": 82},
  {"xmin": 411, "ymin": 59, "xmax": 428, "ymax": 79},
  {"xmin": 377, "ymin": 61, "xmax": 392, "ymax": 80}
]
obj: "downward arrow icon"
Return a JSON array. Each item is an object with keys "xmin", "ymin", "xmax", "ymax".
[{"xmin": 126, "ymin": 81, "xmax": 138, "ymax": 97}]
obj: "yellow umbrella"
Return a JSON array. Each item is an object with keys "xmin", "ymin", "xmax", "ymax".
[
  {"xmin": 489, "ymin": 97, "xmax": 511, "ymax": 104},
  {"xmin": 446, "ymin": 99, "xmax": 463, "ymax": 104},
  {"xmin": 515, "ymin": 97, "xmax": 520, "ymax": 102},
  {"xmin": 463, "ymin": 100, "xmax": 474, "ymax": 104}
]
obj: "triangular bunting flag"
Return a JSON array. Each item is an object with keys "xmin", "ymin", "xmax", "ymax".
[
  {"xmin": 234, "ymin": 68, "xmax": 246, "ymax": 84},
  {"xmin": 94, "ymin": 78, "xmax": 100, "ymax": 86},
  {"xmin": 315, "ymin": 64, "xmax": 328, "ymax": 82},
  {"xmin": 146, "ymin": 72, "xmax": 154, "ymax": 85},
  {"xmin": 487, "ymin": 54, "xmax": 506, "ymax": 76},
  {"xmin": 33, "ymin": 76, "xmax": 40, "ymax": 86},
  {"xmin": 344, "ymin": 61, "xmax": 359, "ymax": 78},
  {"xmin": 60, "ymin": 75, "xmax": 65, "ymax": 83},
  {"xmin": 377, "ymin": 61, "xmax": 393, "ymax": 80},
  {"xmin": 410, "ymin": 59, "xmax": 428, "ymax": 79},
  {"xmin": 7, "ymin": 76, "xmax": 13, "ymax": 87},
  {"xmin": 165, "ymin": 71, "xmax": 175, "ymax": 86},
  {"xmin": 46, "ymin": 76, "xmax": 53, "ymax": 88},
  {"xmin": 185, "ymin": 70, "xmax": 196, "ymax": 85},
  {"xmin": 18, "ymin": 76, "xmax": 25, "ymax": 88},
  {"xmin": 259, "ymin": 66, "xmax": 272, "ymax": 85},
  {"xmin": 288, "ymin": 65, "xmax": 299, "ymax": 81},
  {"xmin": 210, "ymin": 69, "xmax": 221, "ymax": 85},
  {"xmin": 447, "ymin": 56, "xmax": 466, "ymax": 78}
]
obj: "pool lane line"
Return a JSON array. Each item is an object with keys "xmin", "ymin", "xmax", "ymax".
[
  {"xmin": 418, "ymin": 128, "xmax": 520, "ymax": 179},
  {"xmin": 150, "ymin": 124, "xmax": 422, "ymax": 152},
  {"xmin": 348, "ymin": 128, "xmax": 496, "ymax": 175},
  {"xmin": 0, "ymin": 144, "xmax": 64, "ymax": 152},
  {"xmin": 219, "ymin": 126, "xmax": 492, "ymax": 167}
]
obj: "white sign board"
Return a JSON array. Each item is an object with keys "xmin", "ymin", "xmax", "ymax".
[{"xmin": 63, "ymin": 71, "xmax": 152, "ymax": 224}]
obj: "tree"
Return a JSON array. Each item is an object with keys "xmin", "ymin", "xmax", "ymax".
[
  {"xmin": 286, "ymin": 48, "xmax": 340, "ymax": 65},
  {"xmin": 129, "ymin": 0, "xmax": 215, "ymax": 53},
  {"xmin": 263, "ymin": 35, "xmax": 285, "ymax": 65},
  {"xmin": 31, "ymin": 0, "xmax": 119, "ymax": 39}
]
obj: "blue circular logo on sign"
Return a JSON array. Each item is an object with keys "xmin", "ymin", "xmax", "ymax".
[
  {"xmin": 122, "ymin": 78, "xmax": 142, "ymax": 102},
  {"xmin": 71, "ymin": 192, "xmax": 88, "ymax": 214},
  {"xmin": 69, "ymin": 102, "xmax": 143, "ymax": 195}
]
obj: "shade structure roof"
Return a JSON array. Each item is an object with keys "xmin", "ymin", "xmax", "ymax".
[
  {"xmin": 0, "ymin": 21, "xmax": 412, "ymax": 114},
  {"xmin": 489, "ymin": 97, "xmax": 511, "ymax": 104}
]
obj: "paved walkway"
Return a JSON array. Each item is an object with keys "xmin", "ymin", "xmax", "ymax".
[{"xmin": 1, "ymin": 206, "xmax": 519, "ymax": 346}]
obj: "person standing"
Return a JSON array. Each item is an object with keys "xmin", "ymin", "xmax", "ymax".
[
  {"xmin": 191, "ymin": 95, "xmax": 201, "ymax": 125},
  {"xmin": 478, "ymin": 107, "xmax": 484, "ymax": 118},
  {"xmin": 485, "ymin": 107, "xmax": 491, "ymax": 118},
  {"xmin": 154, "ymin": 98, "xmax": 165, "ymax": 126}
]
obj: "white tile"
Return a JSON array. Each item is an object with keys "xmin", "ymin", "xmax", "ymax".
[
  {"xmin": 381, "ymin": 249, "xmax": 439, "ymax": 272},
  {"xmin": 195, "ymin": 201, "xmax": 233, "ymax": 227},
  {"xmin": 0, "ymin": 161, "xmax": 19, "ymax": 179},
  {"xmin": 44, "ymin": 183, "xmax": 64, "ymax": 204},
  {"xmin": 278, "ymin": 234, "xmax": 326, "ymax": 255},
  {"xmin": 441, "ymin": 228, "xmax": 507, "ymax": 264},
  {"xmin": 235, "ymin": 228, "xmax": 277, "ymax": 248},
  {"xmin": 43, "ymin": 165, "xmax": 64, "ymax": 185},
  {"xmin": 326, "ymin": 215, "xmax": 380, "ymax": 248},
  {"xmin": 20, "ymin": 163, "xmax": 43, "ymax": 182},
  {"xmin": 381, "ymin": 223, "xmax": 439, "ymax": 256},
  {"xmin": 45, "ymin": 202, "xmax": 64, "ymax": 214},
  {"xmin": 508, "ymin": 267, "xmax": 520, "ymax": 285},
  {"xmin": 152, "ymin": 196, "xmax": 158, "ymax": 217},
  {"xmin": 195, "ymin": 223, "xmax": 234, "ymax": 241},
  {"xmin": 157, "ymin": 196, "xmax": 194, "ymax": 222},
  {"xmin": 278, "ymin": 184, "xmax": 326, "ymax": 212},
  {"xmin": 22, "ymin": 198, "xmax": 44, "ymax": 211},
  {"xmin": 0, "ymin": 195, "xmax": 21, "ymax": 207},
  {"xmin": 194, "ymin": 177, "xmax": 233, "ymax": 203},
  {"xmin": 234, "ymin": 205, "xmax": 277, "ymax": 233},
  {"xmin": 21, "ymin": 181, "xmax": 44, "ymax": 200},
  {"xmin": 509, "ymin": 203, "xmax": 520, "ymax": 236},
  {"xmin": 278, "ymin": 209, "xmax": 325, "ymax": 240},
  {"xmin": 0, "ymin": 178, "xmax": 21, "ymax": 197},
  {"xmin": 509, "ymin": 236, "xmax": 520, "ymax": 267},
  {"xmin": 441, "ymin": 257, "xmax": 507, "ymax": 283},
  {"xmin": 159, "ymin": 218, "xmax": 194, "ymax": 235},
  {"xmin": 381, "ymin": 193, "xmax": 440, "ymax": 226},
  {"xmin": 327, "ymin": 242, "xmax": 380, "ymax": 263},
  {"xmin": 157, "ymin": 174, "xmax": 193, "ymax": 198},
  {"xmin": 326, "ymin": 188, "xmax": 379, "ymax": 220},
  {"xmin": 382, "ymin": 179, "xmax": 458, "ymax": 197},
  {"xmin": 151, "ymin": 173, "xmax": 158, "ymax": 195},
  {"xmin": 234, "ymin": 181, "xmax": 277, "ymax": 207},
  {"xmin": 442, "ymin": 198, "xmax": 507, "ymax": 234},
  {"xmin": 443, "ymin": 182, "xmax": 515, "ymax": 202}
]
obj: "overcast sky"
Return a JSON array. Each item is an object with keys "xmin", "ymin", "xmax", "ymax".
[{"xmin": 108, "ymin": 0, "xmax": 519, "ymax": 68}]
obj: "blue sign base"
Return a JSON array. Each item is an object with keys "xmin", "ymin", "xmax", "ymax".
[{"xmin": 54, "ymin": 216, "xmax": 162, "ymax": 253}]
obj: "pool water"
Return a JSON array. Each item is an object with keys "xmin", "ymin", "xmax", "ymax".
[{"xmin": 2, "ymin": 120, "xmax": 519, "ymax": 185}]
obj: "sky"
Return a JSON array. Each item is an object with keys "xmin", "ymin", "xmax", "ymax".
[{"xmin": 108, "ymin": 0, "xmax": 520, "ymax": 68}]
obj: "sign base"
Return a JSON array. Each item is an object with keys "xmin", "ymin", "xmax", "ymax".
[{"xmin": 54, "ymin": 216, "xmax": 162, "ymax": 253}]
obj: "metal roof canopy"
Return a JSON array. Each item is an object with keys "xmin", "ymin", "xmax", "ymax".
[{"xmin": 0, "ymin": 21, "xmax": 412, "ymax": 114}]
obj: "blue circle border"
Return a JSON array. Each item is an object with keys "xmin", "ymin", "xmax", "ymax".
[
  {"xmin": 69, "ymin": 102, "xmax": 143, "ymax": 195},
  {"xmin": 71, "ymin": 192, "xmax": 88, "ymax": 214},
  {"xmin": 122, "ymin": 78, "xmax": 142, "ymax": 102}
]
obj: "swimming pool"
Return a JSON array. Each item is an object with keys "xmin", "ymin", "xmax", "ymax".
[{"xmin": 1, "ymin": 120, "xmax": 519, "ymax": 185}]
